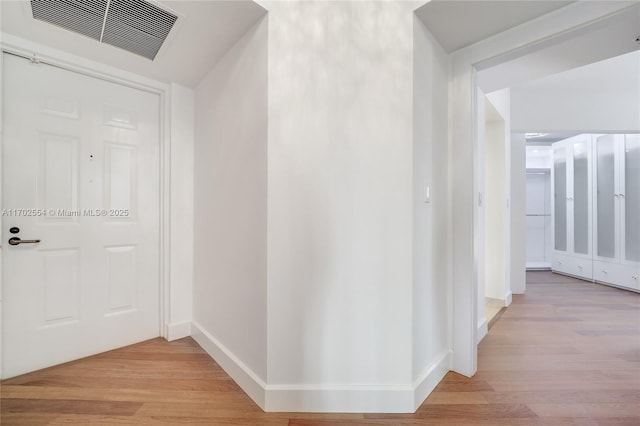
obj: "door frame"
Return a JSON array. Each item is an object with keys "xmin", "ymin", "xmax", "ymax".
[
  {"xmin": 449, "ymin": 2, "xmax": 639, "ymax": 377},
  {"xmin": 0, "ymin": 34, "xmax": 172, "ymax": 370}
]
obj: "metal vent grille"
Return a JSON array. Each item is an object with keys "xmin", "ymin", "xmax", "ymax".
[
  {"xmin": 31, "ymin": 0, "xmax": 107, "ymax": 41},
  {"xmin": 102, "ymin": 0, "xmax": 177, "ymax": 60},
  {"xmin": 30, "ymin": 0, "xmax": 178, "ymax": 60}
]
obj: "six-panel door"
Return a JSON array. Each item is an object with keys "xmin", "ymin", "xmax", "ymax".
[{"xmin": 2, "ymin": 53, "xmax": 161, "ymax": 378}]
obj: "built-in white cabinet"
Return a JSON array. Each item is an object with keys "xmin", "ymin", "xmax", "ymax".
[
  {"xmin": 552, "ymin": 135, "xmax": 593, "ymax": 280},
  {"xmin": 592, "ymin": 134, "xmax": 640, "ymax": 290},
  {"xmin": 551, "ymin": 134, "xmax": 640, "ymax": 292}
]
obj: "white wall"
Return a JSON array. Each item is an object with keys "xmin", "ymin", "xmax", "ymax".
[
  {"xmin": 511, "ymin": 88, "xmax": 640, "ymax": 132},
  {"xmin": 486, "ymin": 90, "xmax": 510, "ymax": 122},
  {"xmin": 476, "ymin": 90, "xmax": 510, "ymax": 344},
  {"xmin": 484, "ymin": 114, "xmax": 506, "ymax": 300},
  {"xmin": 185, "ymin": 1, "xmax": 451, "ymax": 412},
  {"xmin": 265, "ymin": 0, "xmax": 415, "ymax": 389},
  {"xmin": 485, "ymin": 89, "xmax": 512, "ymax": 302},
  {"xmin": 526, "ymin": 145, "xmax": 552, "ymax": 169},
  {"xmin": 412, "ymin": 15, "xmax": 451, "ymax": 406},
  {"xmin": 192, "ymin": 15, "xmax": 268, "ymax": 398},
  {"xmin": 168, "ymin": 83, "xmax": 194, "ymax": 340},
  {"xmin": 259, "ymin": 0, "xmax": 452, "ymax": 412}
]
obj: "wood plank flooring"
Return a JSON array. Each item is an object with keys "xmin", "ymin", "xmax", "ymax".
[{"xmin": 2, "ymin": 271, "xmax": 639, "ymax": 425}]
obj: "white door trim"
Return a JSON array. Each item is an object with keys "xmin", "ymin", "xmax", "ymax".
[{"xmin": 0, "ymin": 34, "xmax": 172, "ymax": 349}]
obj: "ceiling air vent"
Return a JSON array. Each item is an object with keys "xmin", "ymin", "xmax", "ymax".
[
  {"xmin": 30, "ymin": 0, "xmax": 178, "ymax": 60},
  {"xmin": 31, "ymin": 0, "xmax": 107, "ymax": 41}
]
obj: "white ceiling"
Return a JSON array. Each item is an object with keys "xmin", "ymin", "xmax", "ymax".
[
  {"xmin": 0, "ymin": 0, "xmax": 266, "ymax": 88},
  {"xmin": 415, "ymin": 0, "xmax": 574, "ymax": 53}
]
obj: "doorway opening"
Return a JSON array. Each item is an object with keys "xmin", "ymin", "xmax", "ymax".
[{"xmin": 471, "ymin": 4, "xmax": 640, "ymax": 348}]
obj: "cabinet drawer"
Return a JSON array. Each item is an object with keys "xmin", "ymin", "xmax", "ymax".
[
  {"xmin": 593, "ymin": 261, "xmax": 640, "ymax": 291},
  {"xmin": 552, "ymin": 254, "xmax": 593, "ymax": 280},
  {"xmin": 571, "ymin": 258, "xmax": 593, "ymax": 280},
  {"xmin": 552, "ymin": 254, "xmax": 572, "ymax": 275}
]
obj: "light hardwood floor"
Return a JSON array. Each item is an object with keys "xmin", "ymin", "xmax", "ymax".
[{"xmin": 2, "ymin": 271, "xmax": 639, "ymax": 425}]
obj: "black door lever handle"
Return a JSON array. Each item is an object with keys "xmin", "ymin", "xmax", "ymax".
[{"xmin": 8, "ymin": 237, "xmax": 41, "ymax": 246}]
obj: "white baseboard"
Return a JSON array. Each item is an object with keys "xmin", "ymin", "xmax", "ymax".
[
  {"xmin": 477, "ymin": 317, "xmax": 488, "ymax": 344},
  {"xmin": 165, "ymin": 320, "xmax": 192, "ymax": 341},
  {"xmin": 526, "ymin": 262, "xmax": 551, "ymax": 270},
  {"xmin": 191, "ymin": 321, "xmax": 451, "ymax": 413},
  {"xmin": 504, "ymin": 291, "xmax": 513, "ymax": 307},
  {"xmin": 265, "ymin": 384, "xmax": 414, "ymax": 413},
  {"xmin": 412, "ymin": 350, "xmax": 451, "ymax": 410},
  {"xmin": 191, "ymin": 321, "xmax": 267, "ymax": 409},
  {"xmin": 265, "ymin": 350, "xmax": 451, "ymax": 412}
]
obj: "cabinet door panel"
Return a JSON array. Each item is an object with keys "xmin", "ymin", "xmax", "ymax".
[
  {"xmin": 596, "ymin": 135, "xmax": 617, "ymax": 259},
  {"xmin": 554, "ymin": 146, "xmax": 567, "ymax": 252},
  {"xmin": 573, "ymin": 139, "xmax": 590, "ymax": 255},
  {"xmin": 624, "ymin": 134, "xmax": 640, "ymax": 262}
]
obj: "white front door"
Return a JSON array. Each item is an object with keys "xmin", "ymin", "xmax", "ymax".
[{"xmin": 1, "ymin": 53, "xmax": 160, "ymax": 378}]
